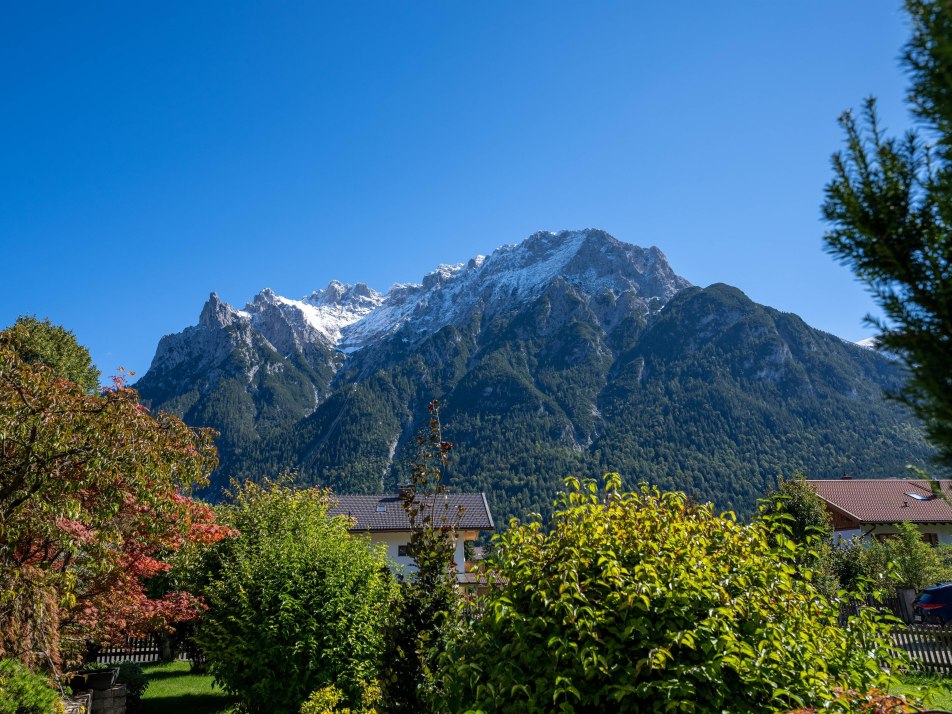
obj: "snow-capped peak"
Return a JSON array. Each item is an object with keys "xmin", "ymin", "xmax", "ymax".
[
  {"xmin": 336, "ymin": 228, "xmax": 689, "ymax": 351},
  {"xmin": 200, "ymin": 229, "xmax": 690, "ymax": 354},
  {"xmin": 240, "ymin": 282, "xmax": 384, "ymax": 347}
]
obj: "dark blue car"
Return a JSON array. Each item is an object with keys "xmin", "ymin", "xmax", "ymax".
[{"xmin": 914, "ymin": 582, "xmax": 952, "ymax": 624}]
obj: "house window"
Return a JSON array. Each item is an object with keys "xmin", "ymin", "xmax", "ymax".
[
  {"xmin": 922, "ymin": 532, "xmax": 939, "ymax": 547},
  {"xmin": 398, "ymin": 544, "xmax": 413, "ymax": 557}
]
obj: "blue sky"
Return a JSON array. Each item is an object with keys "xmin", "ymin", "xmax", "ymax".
[{"xmin": 1, "ymin": 2, "xmax": 912, "ymax": 380}]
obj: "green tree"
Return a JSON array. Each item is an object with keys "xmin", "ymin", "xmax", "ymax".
[
  {"xmin": 762, "ymin": 474, "xmax": 833, "ymax": 544},
  {"xmin": 381, "ymin": 401, "xmax": 462, "ymax": 714},
  {"xmin": 822, "ymin": 0, "xmax": 952, "ymax": 468},
  {"xmin": 195, "ymin": 480, "xmax": 396, "ymax": 714},
  {"xmin": 760, "ymin": 475, "xmax": 842, "ymax": 596},
  {"xmin": 864, "ymin": 520, "xmax": 951, "ymax": 591},
  {"xmin": 441, "ymin": 475, "xmax": 904, "ymax": 713},
  {"xmin": 3, "ymin": 316, "xmax": 100, "ymax": 393}
]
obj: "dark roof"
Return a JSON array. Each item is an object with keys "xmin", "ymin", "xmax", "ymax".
[
  {"xmin": 808, "ymin": 479, "xmax": 952, "ymax": 525},
  {"xmin": 327, "ymin": 493, "xmax": 494, "ymax": 532}
]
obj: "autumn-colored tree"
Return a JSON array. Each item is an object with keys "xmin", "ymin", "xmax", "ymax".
[{"xmin": 0, "ymin": 326, "xmax": 225, "ymax": 669}]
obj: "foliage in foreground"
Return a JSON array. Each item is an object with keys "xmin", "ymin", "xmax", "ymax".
[
  {"xmin": 0, "ymin": 324, "xmax": 223, "ymax": 669},
  {"xmin": 195, "ymin": 481, "xmax": 397, "ymax": 714},
  {"xmin": 441, "ymin": 475, "xmax": 905, "ymax": 713},
  {"xmin": 0, "ymin": 658, "xmax": 60, "ymax": 714},
  {"xmin": 299, "ymin": 682, "xmax": 381, "ymax": 714}
]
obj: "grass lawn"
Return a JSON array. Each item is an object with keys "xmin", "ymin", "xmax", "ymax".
[
  {"xmin": 140, "ymin": 661, "xmax": 236, "ymax": 714},
  {"xmin": 892, "ymin": 671, "xmax": 952, "ymax": 710},
  {"xmin": 136, "ymin": 660, "xmax": 952, "ymax": 713}
]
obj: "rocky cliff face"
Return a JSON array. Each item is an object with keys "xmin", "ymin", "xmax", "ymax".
[
  {"xmin": 141, "ymin": 229, "xmax": 689, "ymax": 405},
  {"xmin": 135, "ymin": 229, "xmax": 933, "ymax": 521}
]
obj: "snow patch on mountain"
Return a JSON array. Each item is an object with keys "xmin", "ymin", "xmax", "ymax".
[{"xmin": 190, "ymin": 229, "xmax": 692, "ymax": 355}]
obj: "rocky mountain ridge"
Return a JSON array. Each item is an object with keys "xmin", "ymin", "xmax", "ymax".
[
  {"xmin": 152, "ymin": 229, "xmax": 688, "ymax": 365},
  {"xmin": 136, "ymin": 229, "xmax": 934, "ymax": 521}
]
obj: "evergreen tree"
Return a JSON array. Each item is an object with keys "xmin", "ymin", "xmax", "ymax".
[{"xmin": 822, "ymin": 0, "xmax": 952, "ymax": 469}]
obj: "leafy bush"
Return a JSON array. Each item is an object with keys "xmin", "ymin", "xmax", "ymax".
[
  {"xmin": 195, "ymin": 480, "xmax": 396, "ymax": 714},
  {"xmin": 441, "ymin": 475, "xmax": 905, "ymax": 713},
  {"xmin": 300, "ymin": 687, "xmax": 345, "ymax": 714},
  {"xmin": 786, "ymin": 688, "xmax": 913, "ymax": 713},
  {"xmin": 863, "ymin": 520, "xmax": 952, "ymax": 591},
  {"xmin": 0, "ymin": 658, "xmax": 60, "ymax": 714},
  {"xmin": 116, "ymin": 661, "xmax": 149, "ymax": 712},
  {"xmin": 76, "ymin": 662, "xmax": 111, "ymax": 672},
  {"xmin": 300, "ymin": 681, "xmax": 381, "ymax": 714},
  {"xmin": 761, "ymin": 474, "xmax": 833, "ymax": 544},
  {"xmin": 760, "ymin": 474, "xmax": 842, "ymax": 597}
]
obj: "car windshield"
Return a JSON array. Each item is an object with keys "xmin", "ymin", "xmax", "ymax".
[{"xmin": 918, "ymin": 588, "xmax": 952, "ymax": 605}]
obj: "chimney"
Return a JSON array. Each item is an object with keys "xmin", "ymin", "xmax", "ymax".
[
  {"xmin": 398, "ymin": 484, "xmax": 414, "ymax": 499},
  {"xmin": 841, "ymin": 474, "xmax": 852, "ymax": 480}
]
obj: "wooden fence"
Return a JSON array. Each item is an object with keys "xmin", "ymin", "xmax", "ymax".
[
  {"xmin": 94, "ymin": 634, "xmax": 189, "ymax": 664},
  {"xmin": 893, "ymin": 624, "xmax": 952, "ymax": 673},
  {"xmin": 91, "ymin": 618, "xmax": 952, "ymax": 674}
]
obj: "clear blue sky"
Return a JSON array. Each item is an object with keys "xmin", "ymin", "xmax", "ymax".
[{"xmin": 1, "ymin": 2, "xmax": 913, "ymax": 380}]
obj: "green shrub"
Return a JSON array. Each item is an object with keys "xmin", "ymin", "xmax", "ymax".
[
  {"xmin": 76, "ymin": 661, "xmax": 111, "ymax": 672},
  {"xmin": 116, "ymin": 661, "xmax": 148, "ymax": 712},
  {"xmin": 864, "ymin": 520, "xmax": 952, "ymax": 590},
  {"xmin": 441, "ymin": 475, "xmax": 905, "ymax": 713},
  {"xmin": 0, "ymin": 658, "xmax": 60, "ymax": 714},
  {"xmin": 196, "ymin": 480, "xmax": 396, "ymax": 714},
  {"xmin": 300, "ymin": 681, "xmax": 381, "ymax": 714},
  {"xmin": 300, "ymin": 687, "xmax": 344, "ymax": 714}
]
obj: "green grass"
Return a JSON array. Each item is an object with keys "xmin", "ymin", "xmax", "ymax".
[
  {"xmin": 140, "ymin": 661, "xmax": 236, "ymax": 714},
  {"xmin": 136, "ymin": 659, "xmax": 952, "ymax": 713},
  {"xmin": 892, "ymin": 671, "xmax": 952, "ymax": 710}
]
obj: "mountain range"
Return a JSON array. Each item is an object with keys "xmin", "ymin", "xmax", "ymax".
[{"xmin": 135, "ymin": 229, "xmax": 934, "ymax": 523}]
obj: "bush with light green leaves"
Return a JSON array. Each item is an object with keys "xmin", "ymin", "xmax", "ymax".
[
  {"xmin": 0, "ymin": 658, "xmax": 60, "ymax": 714},
  {"xmin": 441, "ymin": 475, "xmax": 905, "ymax": 714},
  {"xmin": 195, "ymin": 481, "xmax": 397, "ymax": 714}
]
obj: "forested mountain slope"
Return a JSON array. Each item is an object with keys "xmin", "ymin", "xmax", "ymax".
[{"xmin": 136, "ymin": 230, "xmax": 933, "ymax": 523}]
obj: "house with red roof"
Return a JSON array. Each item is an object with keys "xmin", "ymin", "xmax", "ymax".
[{"xmin": 807, "ymin": 478, "xmax": 952, "ymax": 545}]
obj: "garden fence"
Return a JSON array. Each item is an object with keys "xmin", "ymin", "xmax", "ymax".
[
  {"xmin": 893, "ymin": 624, "xmax": 952, "ymax": 673},
  {"xmin": 94, "ymin": 634, "xmax": 190, "ymax": 664}
]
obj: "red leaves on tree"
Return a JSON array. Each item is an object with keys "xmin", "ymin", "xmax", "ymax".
[{"xmin": 0, "ymin": 332, "xmax": 227, "ymax": 668}]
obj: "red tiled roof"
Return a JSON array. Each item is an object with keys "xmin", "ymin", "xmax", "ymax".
[{"xmin": 807, "ymin": 479, "xmax": 952, "ymax": 524}]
